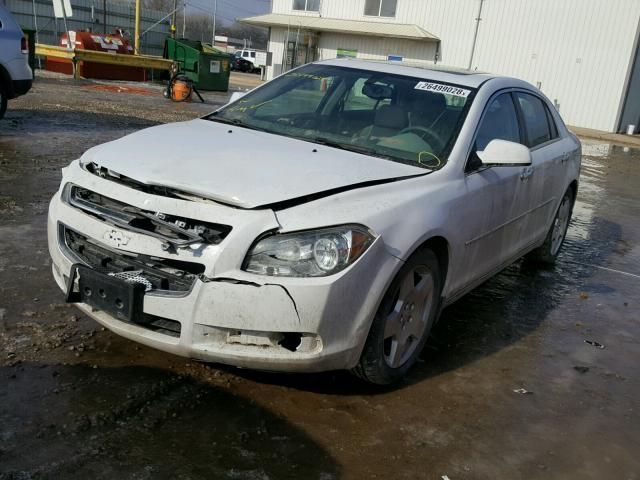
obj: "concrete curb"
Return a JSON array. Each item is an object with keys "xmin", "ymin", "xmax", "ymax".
[{"xmin": 569, "ymin": 126, "xmax": 640, "ymax": 149}]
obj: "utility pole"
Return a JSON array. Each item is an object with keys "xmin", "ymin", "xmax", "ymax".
[
  {"xmin": 182, "ymin": 0, "xmax": 186, "ymax": 38},
  {"xmin": 211, "ymin": 0, "xmax": 217, "ymax": 46},
  {"xmin": 103, "ymin": 0, "xmax": 106, "ymax": 34},
  {"xmin": 134, "ymin": 0, "xmax": 141, "ymax": 54},
  {"xmin": 467, "ymin": 0, "xmax": 484, "ymax": 70},
  {"xmin": 171, "ymin": 0, "xmax": 178, "ymax": 37}
]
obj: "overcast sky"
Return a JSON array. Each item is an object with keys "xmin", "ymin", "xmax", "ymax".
[{"xmin": 188, "ymin": 0, "xmax": 270, "ymax": 23}]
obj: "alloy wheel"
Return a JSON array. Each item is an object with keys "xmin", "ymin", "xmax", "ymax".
[
  {"xmin": 550, "ymin": 195, "xmax": 571, "ymax": 255},
  {"xmin": 383, "ymin": 266, "xmax": 434, "ymax": 368}
]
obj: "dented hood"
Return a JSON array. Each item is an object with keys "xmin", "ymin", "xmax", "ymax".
[{"xmin": 79, "ymin": 119, "xmax": 425, "ymax": 209}]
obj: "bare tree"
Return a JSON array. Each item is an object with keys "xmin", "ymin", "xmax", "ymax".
[
  {"xmin": 217, "ymin": 23, "xmax": 267, "ymax": 49},
  {"xmin": 143, "ymin": 0, "xmax": 173, "ymax": 12}
]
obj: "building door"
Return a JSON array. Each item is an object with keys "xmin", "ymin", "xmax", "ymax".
[
  {"xmin": 617, "ymin": 38, "xmax": 640, "ymax": 133},
  {"xmin": 285, "ymin": 33, "xmax": 317, "ymax": 71}
]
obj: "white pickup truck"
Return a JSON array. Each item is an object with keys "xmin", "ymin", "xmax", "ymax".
[{"xmin": 234, "ymin": 49, "xmax": 266, "ymax": 72}]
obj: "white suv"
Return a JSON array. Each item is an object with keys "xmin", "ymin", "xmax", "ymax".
[{"xmin": 0, "ymin": 3, "xmax": 32, "ymax": 119}]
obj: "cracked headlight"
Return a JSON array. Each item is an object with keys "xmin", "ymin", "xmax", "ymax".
[{"xmin": 244, "ymin": 225, "xmax": 375, "ymax": 277}]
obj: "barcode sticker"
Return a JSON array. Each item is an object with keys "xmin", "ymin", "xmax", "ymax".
[{"xmin": 414, "ymin": 82, "xmax": 471, "ymax": 98}]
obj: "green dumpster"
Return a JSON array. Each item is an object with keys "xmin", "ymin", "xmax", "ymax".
[{"xmin": 163, "ymin": 37, "xmax": 232, "ymax": 91}]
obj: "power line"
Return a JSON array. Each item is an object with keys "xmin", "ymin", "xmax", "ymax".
[
  {"xmin": 186, "ymin": 1, "xmax": 236, "ymax": 23},
  {"xmin": 186, "ymin": 0, "xmax": 268, "ymax": 20}
]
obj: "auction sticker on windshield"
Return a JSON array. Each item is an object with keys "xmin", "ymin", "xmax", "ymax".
[{"xmin": 414, "ymin": 82, "xmax": 471, "ymax": 98}]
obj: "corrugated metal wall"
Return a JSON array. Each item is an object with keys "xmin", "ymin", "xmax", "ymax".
[
  {"xmin": 267, "ymin": 27, "xmax": 287, "ymax": 77},
  {"xmin": 317, "ymin": 33, "xmax": 437, "ymax": 65},
  {"xmin": 268, "ymin": 0, "xmax": 640, "ymax": 131},
  {"xmin": 5, "ymin": 0, "xmax": 170, "ymax": 56}
]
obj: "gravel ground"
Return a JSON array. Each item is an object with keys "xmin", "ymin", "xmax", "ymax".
[{"xmin": 0, "ymin": 72, "xmax": 638, "ymax": 480}]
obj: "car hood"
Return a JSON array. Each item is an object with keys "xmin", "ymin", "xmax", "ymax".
[{"xmin": 79, "ymin": 119, "xmax": 426, "ymax": 209}]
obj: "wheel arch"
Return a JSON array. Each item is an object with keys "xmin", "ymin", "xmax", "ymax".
[
  {"xmin": 0, "ymin": 63, "xmax": 14, "ymax": 97},
  {"xmin": 415, "ymin": 235, "xmax": 450, "ymax": 286},
  {"xmin": 568, "ymin": 179, "xmax": 578, "ymax": 199}
]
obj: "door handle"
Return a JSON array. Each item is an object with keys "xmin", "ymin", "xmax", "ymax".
[
  {"xmin": 560, "ymin": 152, "xmax": 571, "ymax": 163},
  {"xmin": 520, "ymin": 165, "xmax": 534, "ymax": 181}
]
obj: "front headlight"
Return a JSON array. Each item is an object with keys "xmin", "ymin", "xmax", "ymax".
[{"xmin": 243, "ymin": 225, "xmax": 375, "ymax": 277}]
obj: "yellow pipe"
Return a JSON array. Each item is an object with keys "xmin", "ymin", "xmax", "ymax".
[
  {"xmin": 134, "ymin": 0, "xmax": 141, "ymax": 54},
  {"xmin": 35, "ymin": 43, "xmax": 175, "ymax": 70}
]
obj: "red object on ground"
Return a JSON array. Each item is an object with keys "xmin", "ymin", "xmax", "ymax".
[
  {"xmin": 81, "ymin": 84, "xmax": 156, "ymax": 96},
  {"xmin": 46, "ymin": 30, "xmax": 147, "ymax": 82}
]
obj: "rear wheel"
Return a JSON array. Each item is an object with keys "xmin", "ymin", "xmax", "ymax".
[
  {"xmin": 526, "ymin": 188, "xmax": 574, "ymax": 264},
  {"xmin": 352, "ymin": 249, "xmax": 442, "ymax": 385},
  {"xmin": 0, "ymin": 84, "xmax": 7, "ymax": 120}
]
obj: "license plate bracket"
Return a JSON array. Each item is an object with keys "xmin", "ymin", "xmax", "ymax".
[{"xmin": 66, "ymin": 264, "xmax": 146, "ymax": 323}]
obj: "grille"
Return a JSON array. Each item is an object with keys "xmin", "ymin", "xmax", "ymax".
[
  {"xmin": 66, "ymin": 184, "xmax": 232, "ymax": 249},
  {"xmin": 109, "ymin": 271, "xmax": 154, "ymax": 292},
  {"xmin": 62, "ymin": 225, "xmax": 203, "ymax": 293},
  {"xmin": 146, "ymin": 316, "xmax": 182, "ymax": 337}
]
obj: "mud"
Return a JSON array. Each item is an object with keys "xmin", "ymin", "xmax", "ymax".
[{"xmin": 1, "ymin": 73, "xmax": 638, "ymax": 479}]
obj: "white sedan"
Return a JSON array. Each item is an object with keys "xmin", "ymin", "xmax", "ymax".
[{"xmin": 47, "ymin": 59, "xmax": 580, "ymax": 384}]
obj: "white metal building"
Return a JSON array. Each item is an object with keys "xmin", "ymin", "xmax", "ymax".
[{"xmin": 241, "ymin": 0, "xmax": 640, "ymax": 133}]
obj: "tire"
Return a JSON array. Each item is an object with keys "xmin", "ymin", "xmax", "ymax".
[
  {"xmin": 526, "ymin": 188, "xmax": 575, "ymax": 265},
  {"xmin": 352, "ymin": 248, "xmax": 443, "ymax": 385},
  {"xmin": 0, "ymin": 83, "xmax": 7, "ymax": 120}
]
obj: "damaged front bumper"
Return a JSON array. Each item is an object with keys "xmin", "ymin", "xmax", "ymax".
[{"xmin": 47, "ymin": 161, "xmax": 401, "ymax": 372}]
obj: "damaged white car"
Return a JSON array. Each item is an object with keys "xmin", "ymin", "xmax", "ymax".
[{"xmin": 48, "ymin": 59, "xmax": 581, "ymax": 384}]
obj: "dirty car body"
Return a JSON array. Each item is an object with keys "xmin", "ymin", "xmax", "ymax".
[{"xmin": 47, "ymin": 59, "xmax": 581, "ymax": 379}]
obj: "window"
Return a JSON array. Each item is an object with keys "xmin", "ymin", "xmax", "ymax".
[
  {"xmin": 475, "ymin": 94, "xmax": 521, "ymax": 151},
  {"xmin": 293, "ymin": 0, "xmax": 320, "ymax": 12},
  {"xmin": 364, "ymin": 0, "xmax": 397, "ymax": 17},
  {"xmin": 545, "ymin": 105, "xmax": 559, "ymax": 139},
  {"xmin": 250, "ymin": 52, "xmax": 256, "ymax": 58},
  {"xmin": 516, "ymin": 92, "xmax": 555, "ymax": 148}
]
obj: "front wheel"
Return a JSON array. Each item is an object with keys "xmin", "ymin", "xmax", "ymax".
[
  {"xmin": 352, "ymin": 249, "xmax": 442, "ymax": 385},
  {"xmin": 526, "ymin": 188, "xmax": 575, "ymax": 265}
]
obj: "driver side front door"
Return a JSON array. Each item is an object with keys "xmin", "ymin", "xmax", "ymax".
[{"xmin": 450, "ymin": 92, "xmax": 537, "ymax": 293}]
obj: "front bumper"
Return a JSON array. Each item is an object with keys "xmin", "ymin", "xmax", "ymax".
[{"xmin": 47, "ymin": 162, "xmax": 401, "ymax": 372}]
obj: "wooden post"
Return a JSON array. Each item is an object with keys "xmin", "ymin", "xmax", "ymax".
[{"xmin": 134, "ymin": 0, "xmax": 141, "ymax": 54}]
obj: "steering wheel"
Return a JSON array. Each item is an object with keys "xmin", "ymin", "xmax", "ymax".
[{"xmin": 399, "ymin": 126, "xmax": 446, "ymax": 151}]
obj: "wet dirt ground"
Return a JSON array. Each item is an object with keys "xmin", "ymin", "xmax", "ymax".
[{"xmin": 0, "ymin": 73, "xmax": 638, "ymax": 479}]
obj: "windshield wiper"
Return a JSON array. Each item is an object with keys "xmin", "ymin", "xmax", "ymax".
[
  {"xmin": 313, "ymin": 137, "xmax": 441, "ymax": 170},
  {"xmin": 312, "ymin": 137, "xmax": 422, "ymax": 165},
  {"xmin": 312, "ymin": 137, "xmax": 403, "ymax": 162},
  {"xmin": 205, "ymin": 115, "xmax": 263, "ymax": 132}
]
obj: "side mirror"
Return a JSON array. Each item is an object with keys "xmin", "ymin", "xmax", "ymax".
[
  {"xmin": 228, "ymin": 91, "xmax": 248, "ymax": 104},
  {"xmin": 476, "ymin": 139, "xmax": 532, "ymax": 166}
]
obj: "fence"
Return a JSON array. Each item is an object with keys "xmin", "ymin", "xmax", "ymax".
[{"xmin": 4, "ymin": 0, "xmax": 170, "ymax": 56}]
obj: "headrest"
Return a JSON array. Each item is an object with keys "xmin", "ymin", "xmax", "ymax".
[{"xmin": 374, "ymin": 105, "xmax": 408, "ymax": 129}]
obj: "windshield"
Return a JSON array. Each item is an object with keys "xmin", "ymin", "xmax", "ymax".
[{"xmin": 207, "ymin": 64, "xmax": 475, "ymax": 170}]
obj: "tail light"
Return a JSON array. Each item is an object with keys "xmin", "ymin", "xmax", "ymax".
[{"xmin": 21, "ymin": 37, "xmax": 28, "ymax": 54}]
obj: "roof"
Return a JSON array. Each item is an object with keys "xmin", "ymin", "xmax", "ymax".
[
  {"xmin": 315, "ymin": 58, "xmax": 497, "ymax": 89},
  {"xmin": 239, "ymin": 13, "xmax": 439, "ymax": 41}
]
